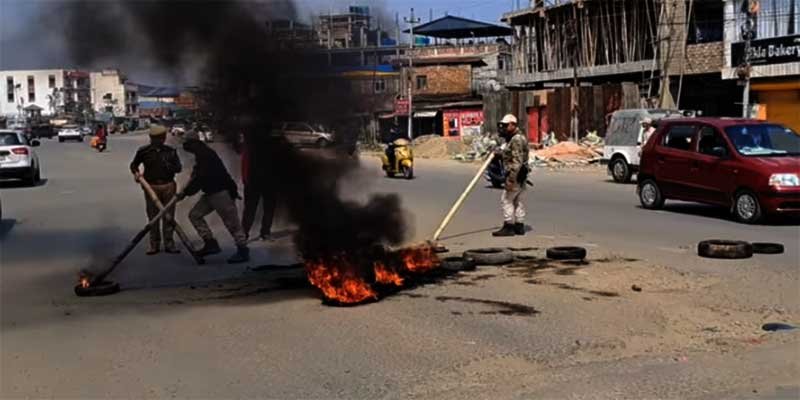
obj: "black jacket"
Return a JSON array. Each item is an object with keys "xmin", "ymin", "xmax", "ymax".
[
  {"xmin": 183, "ymin": 144, "xmax": 238, "ymax": 197},
  {"xmin": 130, "ymin": 144, "xmax": 182, "ymax": 185}
]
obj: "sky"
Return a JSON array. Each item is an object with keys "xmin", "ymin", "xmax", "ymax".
[{"xmin": 0, "ymin": 0, "xmax": 516, "ymax": 83}]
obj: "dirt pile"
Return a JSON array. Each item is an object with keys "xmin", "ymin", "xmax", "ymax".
[
  {"xmin": 533, "ymin": 141, "xmax": 603, "ymax": 167},
  {"xmin": 413, "ymin": 135, "xmax": 470, "ymax": 159}
]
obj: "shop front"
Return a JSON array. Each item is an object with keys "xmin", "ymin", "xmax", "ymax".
[{"xmin": 442, "ymin": 108, "xmax": 484, "ymax": 137}]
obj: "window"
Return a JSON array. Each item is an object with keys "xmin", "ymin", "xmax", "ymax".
[
  {"xmin": 662, "ymin": 125, "xmax": 696, "ymax": 151},
  {"xmin": 0, "ymin": 132, "xmax": 22, "ymax": 146},
  {"xmin": 48, "ymin": 75, "xmax": 56, "ymax": 89},
  {"xmin": 6, "ymin": 77, "xmax": 13, "ymax": 103},
  {"xmin": 416, "ymin": 75, "xmax": 428, "ymax": 90},
  {"xmin": 724, "ymin": 124, "xmax": 800, "ymax": 157},
  {"xmin": 285, "ymin": 122, "xmax": 311, "ymax": 132},
  {"xmin": 27, "ymin": 76, "xmax": 35, "ymax": 102},
  {"xmin": 697, "ymin": 126, "xmax": 729, "ymax": 156},
  {"xmin": 374, "ymin": 79, "xmax": 386, "ymax": 93},
  {"xmin": 498, "ymin": 56, "xmax": 505, "ymax": 71}
]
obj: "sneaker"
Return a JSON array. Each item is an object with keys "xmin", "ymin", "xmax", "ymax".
[
  {"xmin": 164, "ymin": 244, "xmax": 181, "ymax": 254},
  {"xmin": 146, "ymin": 244, "xmax": 160, "ymax": 256},
  {"xmin": 514, "ymin": 223, "xmax": 526, "ymax": 236},
  {"xmin": 259, "ymin": 233, "xmax": 274, "ymax": 242},
  {"xmin": 492, "ymin": 223, "xmax": 516, "ymax": 237},
  {"xmin": 227, "ymin": 246, "xmax": 250, "ymax": 264}
]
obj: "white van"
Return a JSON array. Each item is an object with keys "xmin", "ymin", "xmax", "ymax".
[{"xmin": 603, "ymin": 109, "xmax": 694, "ymax": 183}]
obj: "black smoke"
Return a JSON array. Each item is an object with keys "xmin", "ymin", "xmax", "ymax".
[{"xmin": 51, "ymin": 0, "xmax": 409, "ymax": 260}]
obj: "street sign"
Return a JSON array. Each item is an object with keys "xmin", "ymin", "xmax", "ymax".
[{"xmin": 395, "ymin": 99, "xmax": 409, "ymax": 116}]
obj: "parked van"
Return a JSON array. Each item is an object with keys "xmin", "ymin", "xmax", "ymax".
[{"xmin": 603, "ymin": 109, "xmax": 693, "ymax": 183}]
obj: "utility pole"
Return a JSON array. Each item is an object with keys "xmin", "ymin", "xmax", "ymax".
[
  {"xmin": 739, "ymin": 0, "xmax": 758, "ymax": 118},
  {"xmin": 404, "ymin": 8, "xmax": 420, "ymax": 140},
  {"xmin": 568, "ymin": 16, "xmax": 579, "ymax": 143}
]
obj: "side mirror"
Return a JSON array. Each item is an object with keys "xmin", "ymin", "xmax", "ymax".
[
  {"xmin": 31, "ymin": 140, "xmax": 41, "ymax": 147},
  {"xmin": 711, "ymin": 146, "xmax": 728, "ymax": 158}
]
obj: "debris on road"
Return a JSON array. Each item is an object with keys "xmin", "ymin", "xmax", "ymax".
[
  {"xmin": 697, "ymin": 240, "xmax": 754, "ymax": 259},
  {"xmin": 762, "ymin": 323, "xmax": 797, "ymax": 332},
  {"xmin": 751, "ymin": 242, "xmax": 785, "ymax": 255},
  {"xmin": 546, "ymin": 246, "xmax": 588, "ymax": 261},
  {"xmin": 532, "ymin": 142, "xmax": 604, "ymax": 168},
  {"xmin": 463, "ymin": 248, "xmax": 515, "ymax": 266},
  {"xmin": 412, "ymin": 135, "xmax": 470, "ymax": 159},
  {"xmin": 631, "ymin": 284, "xmax": 642, "ymax": 292}
]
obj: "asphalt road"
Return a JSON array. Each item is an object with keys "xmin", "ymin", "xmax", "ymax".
[{"xmin": 1, "ymin": 135, "xmax": 798, "ymax": 399}]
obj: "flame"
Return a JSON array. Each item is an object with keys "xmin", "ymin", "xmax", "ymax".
[
  {"xmin": 79, "ymin": 277, "xmax": 91, "ymax": 289},
  {"xmin": 306, "ymin": 256, "xmax": 377, "ymax": 304},
  {"xmin": 374, "ymin": 262, "xmax": 404, "ymax": 286},
  {"xmin": 399, "ymin": 245, "xmax": 441, "ymax": 273}
]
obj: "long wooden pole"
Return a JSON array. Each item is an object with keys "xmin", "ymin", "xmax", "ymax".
[
  {"xmin": 140, "ymin": 179, "xmax": 204, "ymax": 265},
  {"xmin": 91, "ymin": 195, "xmax": 182, "ymax": 284},
  {"xmin": 431, "ymin": 154, "xmax": 496, "ymax": 242}
]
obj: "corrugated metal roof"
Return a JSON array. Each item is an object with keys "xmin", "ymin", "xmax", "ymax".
[{"xmin": 404, "ymin": 16, "xmax": 512, "ymax": 39}]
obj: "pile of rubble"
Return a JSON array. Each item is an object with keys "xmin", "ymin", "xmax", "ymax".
[
  {"xmin": 531, "ymin": 131, "xmax": 604, "ymax": 168},
  {"xmin": 413, "ymin": 135, "xmax": 470, "ymax": 159}
]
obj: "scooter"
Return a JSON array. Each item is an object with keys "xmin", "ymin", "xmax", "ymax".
[
  {"xmin": 380, "ymin": 138, "xmax": 414, "ymax": 179},
  {"xmin": 90, "ymin": 136, "xmax": 107, "ymax": 152},
  {"xmin": 485, "ymin": 154, "xmax": 505, "ymax": 188}
]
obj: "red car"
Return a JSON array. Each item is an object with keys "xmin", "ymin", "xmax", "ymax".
[{"xmin": 637, "ymin": 118, "xmax": 800, "ymax": 223}]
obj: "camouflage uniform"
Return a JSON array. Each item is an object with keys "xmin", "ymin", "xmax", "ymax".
[{"xmin": 500, "ymin": 128, "xmax": 530, "ymax": 223}]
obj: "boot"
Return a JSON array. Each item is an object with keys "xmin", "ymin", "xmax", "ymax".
[
  {"xmin": 514, "ymin": 223, "xmax": 526, "ymax": 236},
  {"xmin": 164, "ymin": 242, "xmax": 181, "ymax": 254},
  {"xmin": 146, "ymin": 243, "xmax": 160, "ymax": 256},
  {"xmin": 492, "ymin": 223, "xmax": 516, "ymax": 237},
  {"xmin": 227, "ymin": 246, "xmax": 250, "ymax": 264},
  {"xmin": 197, "ymin": 239, "xmax": 222, "ymax": 257}
]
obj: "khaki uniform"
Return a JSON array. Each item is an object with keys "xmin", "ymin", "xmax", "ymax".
[
  {"xmin": 144, "ymin": 182, "xmax": 178, "ymax": 248},
  {"xmin": 500, "ymin": 129, "xmax": 530, "ymax": 224}
]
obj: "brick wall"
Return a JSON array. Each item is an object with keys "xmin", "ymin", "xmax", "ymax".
[
  {"xmin": 681, "ymin": 42, "xmax": 724, "ymax": 75},
  {"xmin": 412, "ymin": 65, "xmax": 471, "ymax": 96}
]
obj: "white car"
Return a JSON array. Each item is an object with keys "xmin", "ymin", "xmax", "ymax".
[
  {"xmin": 58, "ymin": 125, "xmax": 83, "ymax": 142},
  {"xmin": 0, "ymin": 130, "xmax": 42, "ymax": 186}
]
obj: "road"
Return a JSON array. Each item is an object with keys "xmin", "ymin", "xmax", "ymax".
[{"xmin": 1, "ymin": 134, "xmax": 798, "ymax": 399}]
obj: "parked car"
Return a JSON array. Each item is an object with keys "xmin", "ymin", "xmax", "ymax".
[
  {"xmin": 603, "ymin": 109, "xmax": 695, "ymax": 183},
  {"xmin": 58, "ymin": 125, "xmax": 83, "ymax": 142},
  {"xmin": 30, "ymin": 124, "xmax": 57, "ymax": 139},
  {"xmin": 0, "ymin": 130, "xmax": 42, "ymax": 185},
  {"xmin": 170, "ymin": 123, "xmax": 186, "ymax": 136},
  {"xmin": 637, "ymin": 118, "xmax": 800, "ymax": 223},
  {"xmin": 272, "ymin": 122, "xmax": 334, "ymax": 148}
]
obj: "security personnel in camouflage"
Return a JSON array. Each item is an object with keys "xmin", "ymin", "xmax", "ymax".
[
  {"xmin": 493, "ymin": 114, "xmax": 530, "ymax": 237},
  {"xmin": 130, "ymin": 125, "xmax": 183, "ymax": 254}
]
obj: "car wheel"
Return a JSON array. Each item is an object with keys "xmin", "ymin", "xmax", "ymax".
[
  {"xmin": 316, "ymin": 138, "xmax": 330, "ymax": 148},
  {"xmin": 733, "ymin": 190, "xmax": 762, "ymax": 224},
  {"xmin": 58, "ymin": 137, "xmax": 64, "ymax": 143},
  {"xmin": 697, "ymin": 240, "xmax": 753, "ymax": 259},
  {"xmin": 463, "ymin": 248, "xmax": 514, "ymax": 266},
  {"xmin": 611, "ymin": 158, "xmax": 632, "ymax": 183},
  {"xmin": 638, "ymin": 179, "xmax": 665, "ymax": 210},
  {"xmin": 24, "ymin": 167, "xmax": 37, "ymax": 186},
  {"xmin": 33, "ymin": 166, "xmax": 41, "ymax": 183}
]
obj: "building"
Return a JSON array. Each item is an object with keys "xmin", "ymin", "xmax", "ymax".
[
  {"xmin": 723, "ymin": 0, "xmax": 800, "ymax": 131},
  {"xmin": 90, "ymin": 69, "xmax": 138, "ymax": 117},
  {"xmin": 317, "ymin": 6, "xmax": 375, "ymax": 49},
  {"xmin": 503, "ymin": 0, "xmax": 741, "ymax": 143},
  {"xmin": 1, "ymin": 69, "xmax": 71, "ymax": 117},
  {"xmin": 397, "ymin": 15, "xmax": 513, "ymax": 138}
]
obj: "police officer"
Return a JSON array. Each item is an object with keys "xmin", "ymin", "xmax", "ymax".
[
  {"xmin": 492, "ymin": 114, "xmax": 530, "ymax": 237},
  {"xmin": 179, "ymin": 130, "xmax": 249, "ymax": 264},
  {"xmin": 130, "ymin": 124, "xmax": 183, "ymax": 254}
]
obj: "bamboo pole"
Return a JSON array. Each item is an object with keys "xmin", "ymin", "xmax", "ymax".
[
  {"xmin": 140, "ymin": 179, "xmax": 204, "ymax": 265},
  {"xmin": 431, "ymin": 154, "xmax": 496, "ymax": 242}
]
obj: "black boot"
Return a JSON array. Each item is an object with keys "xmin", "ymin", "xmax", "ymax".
[
  {"xmin": 197, "ymin": 239, "xmax": 222, "ymax": 257},
  {"xmin": 514, "ymin": 223, "xmax": 526, "ymax": 236},
  {"xmin": 227, "ymin": 246, "xmax": 250, "ymax": 264},
  {"xmin": 492, "ymin": 223, "xmax": 516, "ymax": 237}
]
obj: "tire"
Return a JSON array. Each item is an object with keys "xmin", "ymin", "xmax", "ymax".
[
  {"xmin": 316, "ymin": 139, "xmax": 331, "ymax": 148},
  {"xmin": 402, "ymin": 165, "xmax": 414, "ymax": 179},
  {"xmin": 463, "ymin": 248, "xmax": 514, "ymax": 266},
  {"xmin": 639, "ymin": 179, "xmax": 665, "ymax": 210},
  {"xmin": 385, "ymin": 169, "xmax": 394, "ymax": 178},
  {"xmin": 697, "ymin": 240, "xmax": 753, "ymax": 259},
  {"xmin": 58, "ymin": 137, "xmax": 64, "ymax": 143},
  {"xmin": 441, "ymin": 256, "xmax": 477, "ymax": 272},
  {"xmin": 491, "ymin": 178, "xmax": 504, "ymax": 189},
  {"xmin": 546, "ymin": 246, "xmax": 587, "ymax": 260},
  {"xmin": 733, "ymin": 190, "xmax": 763, "ymax": 224},
  {"xmin": 752, "ymin": 242, "xmax": 784, "ymax": 255},
  {"xmin": 74, "ymin": 280, "xmax": 121, "ymax": 297},
  {"xmin": 23, "ymin": 167, "xmax": 36, "ymax": 187},
  {"xmin": 611, "ymin": 157, "xmax": 632, "ymax": 183}
]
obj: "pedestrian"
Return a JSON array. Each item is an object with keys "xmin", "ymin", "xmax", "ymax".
[
  {"xmin": 492, "ymin": 114, "xmax": 530, "ymax": 237},
  {"xmin": 178, "ymin": 130, "xmax": 250, "ymax": 263},
  {"xmin": 129, "ymin": 124, "xmax": 183, "ymax": 255},
  {"xmin": 640, "ymin": 118, "xmax": 656, "ymax": 145},
  {"xmin": 240, "ymin": 132, "xmax": 276, "ymax": 242}
]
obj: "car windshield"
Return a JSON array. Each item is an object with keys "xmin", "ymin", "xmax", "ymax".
[
  {"xmin": 724, "ymin": 124, "xmax": 800, "ymax": 157},
  {"xmin": 0, "ymin": 133, "xmax": 22, "ymax": 145}
]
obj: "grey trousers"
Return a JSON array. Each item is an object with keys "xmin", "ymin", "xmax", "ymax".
[{"xmin": 189, "ymin": 191, "xmax": 247, "ymax": 247}]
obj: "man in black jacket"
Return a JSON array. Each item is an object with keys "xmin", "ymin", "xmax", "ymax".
[
  {"xmin": 179, "ymin": 131, "xmax": 249, "ymax": 264},
  {"xmin": 130, "ymin": 125, "xmax": 182, "ymax": 255}
]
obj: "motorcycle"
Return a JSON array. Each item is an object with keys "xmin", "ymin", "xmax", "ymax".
[
  {"xmin": 380, "ymin": 138, "xmax": 414, "ymax": 179},
  {"xmin": 485, "ymin": 154, "xmax": 506, "ymax": 188}
]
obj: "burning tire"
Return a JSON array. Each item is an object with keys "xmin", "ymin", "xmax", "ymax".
[
  {"xmin": 751, "ymin": 242, "xmax": 784, "ymax": 255},
  {"xmin": 463, "ymin": 248, "xmax": 514, "ymax": 266},
  {"xmin": 697, "ymin": 240, "xmax": 753, "ymax": 259},
  {"xmin": 74, "ymin": 281, "xmax": 121, "ymax": 297},
  {"xmin": 441, "ymin": 256, "xmax": 477, "ymax": 272},
  {"xmin": 546, "ymin": 246, "xmax": 587, "ymax": 261}
]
